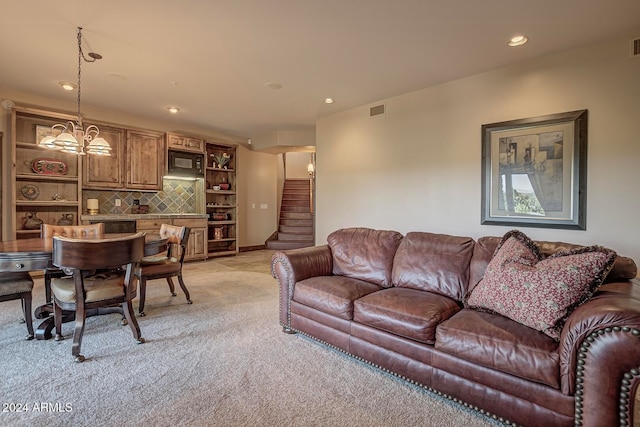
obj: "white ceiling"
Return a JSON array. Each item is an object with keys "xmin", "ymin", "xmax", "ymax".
[{"xmin": 1, "ymin": 1, "xmax": 639, "ymax": 140}]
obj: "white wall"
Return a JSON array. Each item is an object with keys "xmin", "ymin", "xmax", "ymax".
[
  {"xmin": 316, "ymin": 29, "xmax": 640, "ymax": 266},
  {"xmin": 285, "ymin": 152, "xmax": 313, "ymax": 179},
  {"xmin": 237, "ymin": 145, "xmax": 278, "ymax": 247}
]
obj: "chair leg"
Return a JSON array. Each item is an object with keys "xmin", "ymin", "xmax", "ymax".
[
  {"xmin": 123, "ymin": 301, "xmax": 145, "ymax": 344},
  {"xmin": 166, "ymin": 277, "xmax": 177, "ymax": 296},
  {"xmin": 44, "ymin": 272, "xmax": 52, "ymax": 303},
  {"xmin": 138, "ymin": 277, "xmax": 147, "ymax": 317},
  {"xmin": 54, "ymin": 300, "xmax": 64, "ymax": 341},
  {"xmin": 72, "ymin": 304, "xmax": 87, "ymax": 363},
  {"xmin": 22, "ymin": 292, "xmax": 34, "ymax": 340},
  {"xmin": 177, "ymin": 274, "xmax": 192, "ymax": 304}
]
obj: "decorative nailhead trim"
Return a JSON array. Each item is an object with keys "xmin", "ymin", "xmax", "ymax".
[
  {"xmin": 285, "ymin": 326, "xmax": 515, "ymax": 426},
  {"xmin": 271, "ymin": 253, "xmax": 296, "ymax": 329},
  {"xmin": 574, "ymin": 327, "xmax": 640, "ymax": 426}
]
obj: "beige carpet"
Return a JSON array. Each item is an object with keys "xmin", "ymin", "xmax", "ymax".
[{"xmin": 0, "ymin": 254, "xmax": 497, "ymax": 427}]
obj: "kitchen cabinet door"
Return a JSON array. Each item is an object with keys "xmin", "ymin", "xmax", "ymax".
[
  {"xmin": 126, "ymin": 130, "xmax": 165, "ymax": 190},
  {"xmin": 167, "ymin": 133, "xmax": 205, "ymax": 154},
  {"xmin": 83, "ymin": 125, "xmax": 125, "ymax": 189}
]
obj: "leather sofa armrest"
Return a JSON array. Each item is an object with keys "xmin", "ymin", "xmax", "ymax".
[
  {"xmin": 271, "ymin": 245, "xmax": 333, "ymax": 330},
  {"xmin": 559, "ymin": 278, "xmax": 640, "ymax": 426}
]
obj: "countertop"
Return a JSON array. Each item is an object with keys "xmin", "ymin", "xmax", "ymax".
[{"xmin": 80, "ymin": 213, "xmax": 207, "ymax": 221}]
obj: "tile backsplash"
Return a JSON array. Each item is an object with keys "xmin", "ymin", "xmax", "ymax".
[{"xmin": 84, "ymin": 178, "xmax": 200, "ymax": 214}]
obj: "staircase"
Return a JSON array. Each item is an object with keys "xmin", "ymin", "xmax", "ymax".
[{"xmin": 266, "ymin": 179, "xmax": 314, "ymax": 250}]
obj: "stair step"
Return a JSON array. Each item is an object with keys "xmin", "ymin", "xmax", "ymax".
[
  {"xmin": 282, "ymin": 202, "xmax": 310, "ymax": 209},
  {"xmin": 283, "ymin": 193, "xmax": 310, "ymax": 199},
  {"xmin": 279, "ymin": 225, "xmax": 313, "ymax": 234},
  {"xmin": 280, "ymin": 219, "xmax": 313, "ymax": 227},
  {"xmin": 281, "ymin": 205, "xmax": 311, "ymax": 213},
  {"xmin": 281, "ymin": 212, "xmax": 312, "ymax": 219},
  {"xmin": 266, "ymin": 240, "xmax": 314, "ymax": 250},
  {"xmin": 282, "ymin": 197, "xmax": 309, "ymax": 202},
  {"xmin": 278, "ymin": 232, "xmax": 314, "ymax": 241}
]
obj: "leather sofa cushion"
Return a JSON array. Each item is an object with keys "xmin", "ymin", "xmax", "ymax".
[
  {"xmin": 392, "ymin": 231, "xmax": 474, "ymax": 300},
  {"xmin": 354, "ymin": 288, "xmax": 461, "ymax": 344},
  {"xmin": 328, "ymin": 227, "xmax": 403, "ymax": 287},
  {"xmin": 293, "ymin": 276, "xmax": 382, "ymax": 320},
  {"xmin": 435, "ymin": 309, "xmax": 560, "ymax": 389}
]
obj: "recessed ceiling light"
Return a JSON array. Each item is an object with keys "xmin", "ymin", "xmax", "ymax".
[
  {"xmin": 508, "ymin": 35, "xmax": 528, "ymax": 47},
  {"xmin": 324, "ymin": 98, "xmax": 335, "ymax": 104},
  {"xmin": 265, "ymin": 81, "xmax": 283, "ymax": 90},
  {"xmin": 59, "ymin": 82, "xmax": 76, "ymax": 91},
  {"xmin": 167, "ymin": 106, "xmax": 180, "ymax": 114}
]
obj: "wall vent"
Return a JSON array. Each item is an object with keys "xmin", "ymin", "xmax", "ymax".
[
  {"xmin": 369, "ymin": 103, "xmax": 385, "ymax": 117},
  {"xmin": 631, "ymin": 37, "xmax": 640, "ymax": 59}
]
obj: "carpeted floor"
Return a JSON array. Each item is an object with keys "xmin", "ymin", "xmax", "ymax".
[{"xmin": 0, "ymin": 250, "xmax": 500, "ymax": 427}]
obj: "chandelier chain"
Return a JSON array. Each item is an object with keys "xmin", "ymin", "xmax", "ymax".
[{"xmin": 77, "ymin": 28, "xmax": 82, "ymax": 124}]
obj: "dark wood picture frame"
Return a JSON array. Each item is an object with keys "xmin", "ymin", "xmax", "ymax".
[{"xmin": 481, "ymin": 109, "xmax": 588, "ymax": 230}]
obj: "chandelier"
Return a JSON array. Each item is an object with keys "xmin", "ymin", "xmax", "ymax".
[{"xmin": 39, "ymin": 27, "xmax": 111, "ymax": 156}]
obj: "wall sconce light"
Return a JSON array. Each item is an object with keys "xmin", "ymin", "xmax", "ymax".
[{"xmin": 307, "ymin": 162, "xmax": 315, "ymax": 177}]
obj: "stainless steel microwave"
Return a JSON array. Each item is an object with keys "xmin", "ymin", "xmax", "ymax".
[{"xmin": 167, "ymin": 150, "xmax": 204, "ymax": 177}]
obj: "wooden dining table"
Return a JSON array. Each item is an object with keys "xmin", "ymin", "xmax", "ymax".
[{"xmin": 0, "ymin": 233, "xmax": 167, "ymax": 339}]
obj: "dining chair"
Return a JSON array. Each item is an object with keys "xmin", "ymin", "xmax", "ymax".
[
  {"xmin": 135, "ymin": 224, "xmax": 192, "ymax": 316},
  {"xmin": 0, "ymin": 272, "xmax": 35, "ymax": 340},
  {"xmin": 50, "ymin": 232, "xmax": 146, "ymax": 363},
  {"xmin": 41, "ymin": 223, "xmax": 105, "ymax": 304}
]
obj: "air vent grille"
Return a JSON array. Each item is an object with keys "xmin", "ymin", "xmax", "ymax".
[
  {"xmin": 631, "ymin": 38, "xmax": 640, "ymax": 59},
  {"xmin": 370, "ymin": 104, "xmax": 385, "ymax": 117}
]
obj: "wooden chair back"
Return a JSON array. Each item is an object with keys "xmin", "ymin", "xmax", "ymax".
[
  {"xmin": 42, "ymin": 223, "xmax": 105, "ymax": 239},
  {"xmin": 159, "ymin": 224, "xmax": 190, "ymax": 262},
  {"xmin": 52, "ymin": 232, "xmax": 145, "ymax": 271}
]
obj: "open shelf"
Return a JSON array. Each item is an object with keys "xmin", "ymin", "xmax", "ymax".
[{"xmin": 205, "ymin": 141, "xmax": 238, "ymax": 257}]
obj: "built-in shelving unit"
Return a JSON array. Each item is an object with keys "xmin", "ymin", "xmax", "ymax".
[
  {"xmin": 4, "ymin": 107, "xmax": 82, "ymax": 239},
  {"xmin": 205, "ymin": 141, "xmax": 238, "ymax": 257}
]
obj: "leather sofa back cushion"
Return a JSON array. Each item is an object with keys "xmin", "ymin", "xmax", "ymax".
[
  {"xmin": 392, "ymin": 232, "xmax": 475, "ymax": 300},
  {"xmin": 469, "ymin": 236, "xmax": 637, "ymax": 293},
  {"xmin": 328, "ymin": 228, "xmax": 403, "ymax": 287}
]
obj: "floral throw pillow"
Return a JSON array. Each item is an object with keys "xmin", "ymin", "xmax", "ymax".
[{"xmin": 466, "ymin": 230, "xmax": 616, "ymax": 340}]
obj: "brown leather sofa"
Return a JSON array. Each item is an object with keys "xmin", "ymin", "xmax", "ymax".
[{"xmin": 271, "ymin": 228, "xmax": 640, "ymax": 427}]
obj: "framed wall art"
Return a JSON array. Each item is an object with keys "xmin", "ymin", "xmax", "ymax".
[{"xmin": 481, "ymin": 109, "xmax": 588, "ymax": 230}]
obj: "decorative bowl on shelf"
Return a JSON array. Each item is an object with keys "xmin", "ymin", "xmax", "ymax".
[{"xmin": 20, "ymin": 184, "xmax": 39, "ymax": 200}]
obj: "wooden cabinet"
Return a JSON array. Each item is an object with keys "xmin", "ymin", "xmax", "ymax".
[
  {"xmin": 174, "ymin": 218, "xmax": 207, "ymax": 261},
  {"xmin": 83, "ymin": 125, "xmax": 125, "ymax": 188},
  {"xmin": 136, "ymin": 217, "xmax": 207, "ymax": 261},
  {"xmin": 3, "ymin": 107, "xmax": 82, "ymax": 240},
  {"xmin": 205, "ymin": 141, "xmax": 238, "ymax": 257},
  {"xmin": 166, "ymin": 133, "xmax": 205, "ymax": 153},
  {"xmin": 83, "ymin": 128, "xmax": 164, "ymax": 191},
  {"xmin": 127, "ymin": 130, "xmax": 165, "ymax": 190}
]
